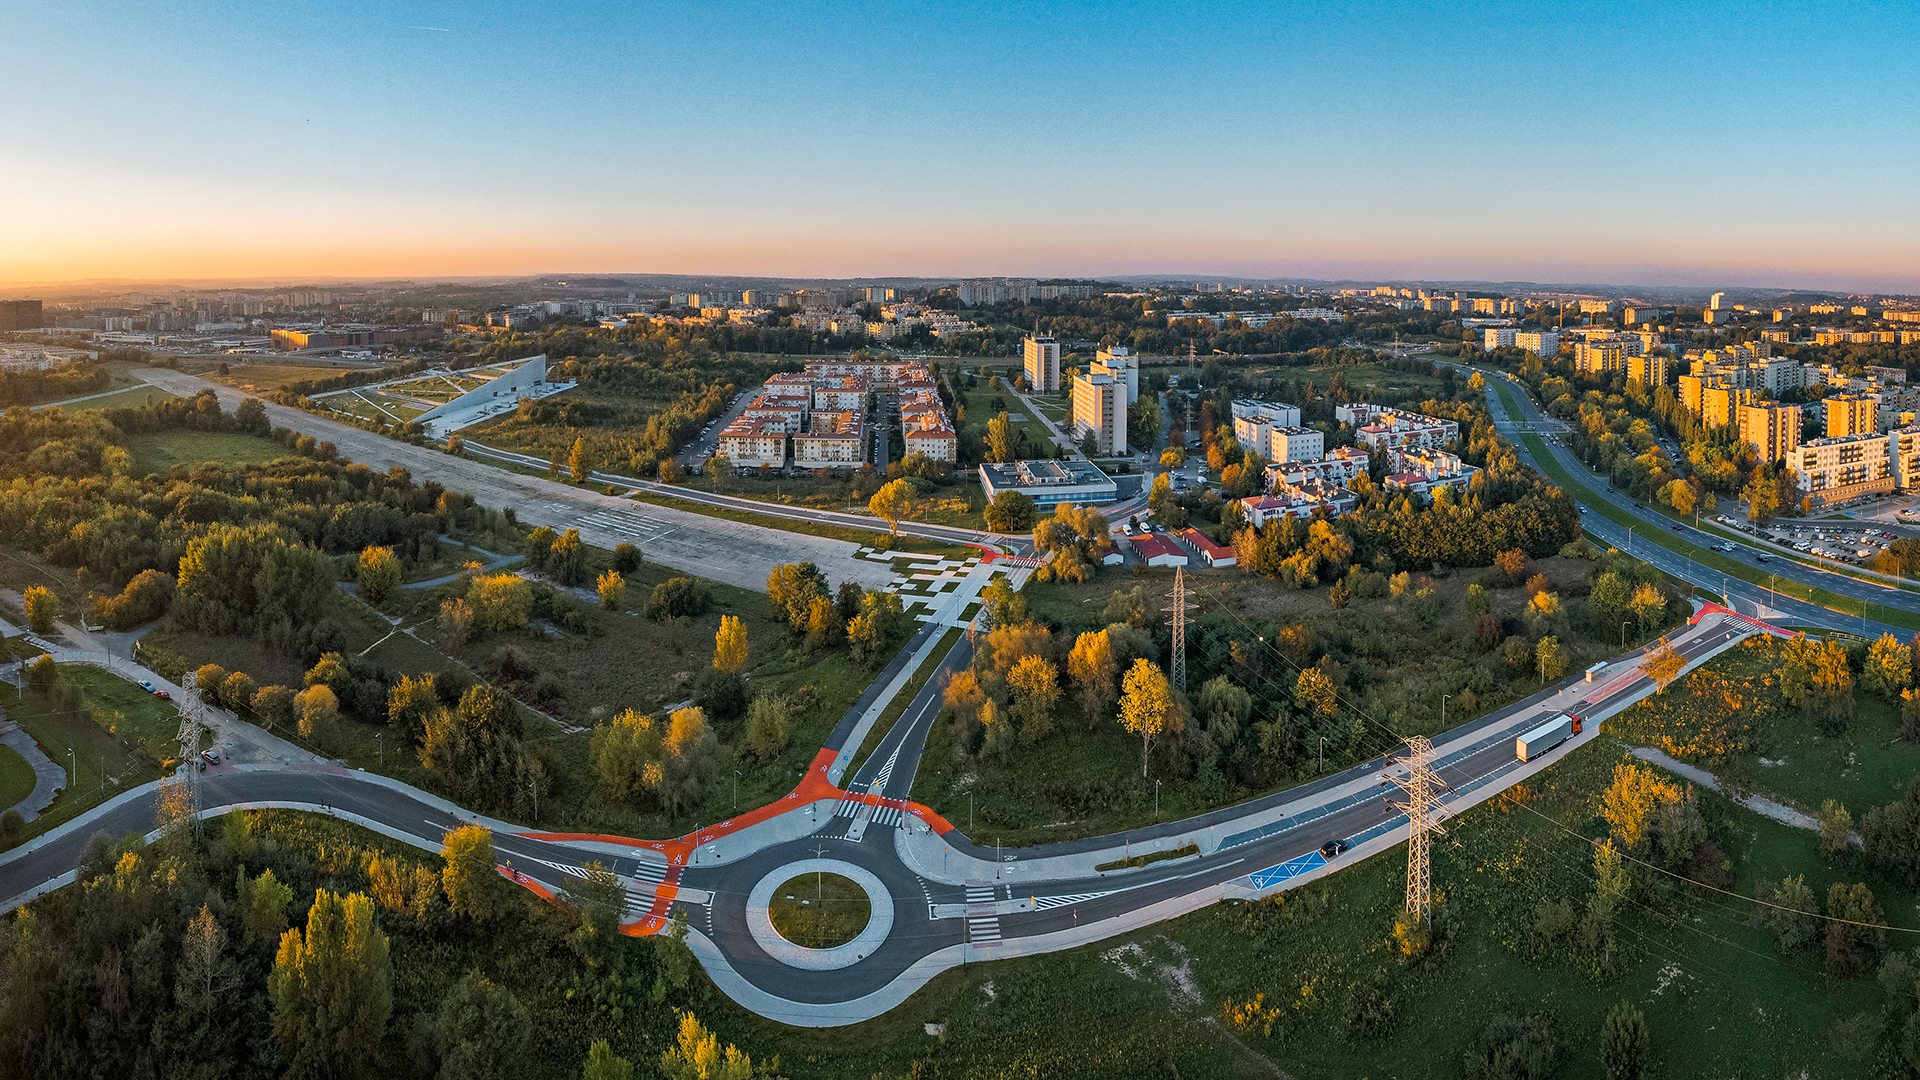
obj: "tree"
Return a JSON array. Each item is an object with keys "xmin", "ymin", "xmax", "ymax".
[
  {"xmin": 660, "ymin": 707, "xmax": 720, "ymax": 817},
  {"xmin": 1601, "ymin": 761, "xmax": 1681, "ymax": 851},
  {"xmin": 660, "ymin": 1011, "xmax": 755, "ymax": 1080},
  {"xmin": 1659, "ymin": 478, "xmax": 1695, "ymax": 515},
  {"xmin": 703, "ymin": 454, "xmax": 732, "ymax": 489},
  {"xmin": 194, "ymin": 663, "xmax": 230, "ymax": 706},
  {"xmin": 1639, "ymin": 640, "xmax": 1684, "ymax": 692},
  {"xmin": 550, "ymin": 528, "xmax": 589, "ymax": 586},
  {"xmin": 1763, "ymin": 874, "xmax": 1820, "ymax": 951},
  {"xmin": 987, "ymin": 411, "xmax": 1015, "ymax": 463},
  {"xmin": 441, "ymin": 825, "xmax": 498, "ymax": 921},
  {"xmin": 613, "ymin": 542, "xmax": 643, "ymax": 573},
  {"xmin": 1628, "ymin": 583, "xmax": 1665, "ymax": 631},
  {"xmin": 439, "ymin": 597, "xmax": 475, "ymax": 646},
  {"xmin": 1007, "ymin": 654, "xmax": 1061, "ymax": 745},
  {"xmin": 869, "ymin": 479, "xmax": 916, "ymax": 535},
  {"xmin": 1745, "ymin": 470, "xmax": 1781, "ymax": 524},
  {"xmin": 222, "ymin": 670, "xmax": 257, "ymax": 716},
  {"xmin": 1589, "ymin": 571, "xmax": 1631, "ymax": 621},
  {"xmin": 741, "ymin": 693, "xmax": 791, "ymax": 764},
  {"xmin": 358, "ymin": 545, "xmax": 401, "ymax": 604},
  {"xmin": 1160, "ymin": 447, "xmax": 1185, "ymax": 468},
  {"xmin": 251, "ymin": 683, "xmax": 295, "ymax": 730},
  {"xmin": 446, "ymin": 432, "xmax": 465, "ymax": 456},
  {"xmin": 431, "ymin": 972, "xmax": 532, "ymax": 1080},
  {"xmin": 1295, "ymin": 666, "xmax": 1339, "ymax": 721},
  {"xmin": 22, "ymin": 586, "xmax": 59, "ymax": 633},
  {"xmin": 293, "ymin": 684, "xmax": 339, "ymax": 745},
  {"xmin": 1863, "ymin": 632, "xmax": 1912, "ymax": 700},
  {"xmin": 590, "ymin": 708, "xmax": 664, "ymax": 802},
  {"xmin": 467, "ymin": 573, "xmax": 533, "ymax": 633},
  {"xmin": 1826, "ymin": 881, "xmax": 1886, "ymax": 978},
  {"xmin": 174, "ymin": 905, "xmax": 242, "ymax": 1048},
  {"xmin": 647, "ymin": 576, "xmax": 713, "ymax": 620},
  {"xmin": 1819, "ymin": 799, "xmax": 1854, "ymax": 861},
  {"xmin": 583, "ymin": 1040, "xmax": 634, "ymax": 1080},
  {"xmin": 269, "ymin": 890, "xmax": 393, "ymax": 1080},
  {"xmin": 713, "ymin": 615, "xmax": 748, "ymax": 673},
  {"xmin": 1600, "ymin": 1000, "xmax": 1652, "ymax": 1080},
  {"xmin": 984, "ymin": 490, "xmax": 1036, "ymax": 532},
  {"xmin": 1119, "ymin": 659, "xmax": 1174, "ymax": 778},
  {"xmin": 1464, "ymin": 1013, "xmax": 1556, "ymax": 1080},
  {"xmin": 1535, "ymin": 636, "xmax": 1565, "ymax": 684},
  {"xmin": 1463, "ymin": 582, "xmax": 1490, "ymax": 616},
  {"xmin": 237, "ymin": 866, "xmax": 294, "ymax": 946},
  {"xmin": 597, "ymin": 569, "xmax": 626, "ymax": 611},
  {"xmin": 569, "ymin": 437, "xmax": 591, "ymax": 482},
  {"xmin": 1067, "ymin": 629, "xmax": 1118, "ymax": 729}
]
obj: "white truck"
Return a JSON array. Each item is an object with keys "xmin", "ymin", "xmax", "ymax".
[{"xmin": 1516, "ymin": 713, "xmax": 1583, "ymax": 762}]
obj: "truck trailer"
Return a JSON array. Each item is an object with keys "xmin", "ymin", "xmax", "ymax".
[{"xmin": 1515, "ymin": 714, "xmax": 1583, "ymax": 762}]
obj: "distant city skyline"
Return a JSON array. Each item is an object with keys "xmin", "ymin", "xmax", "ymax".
[{"xmin": 3, "ymin": 0, "xmax": 1915, "ymax": 291}]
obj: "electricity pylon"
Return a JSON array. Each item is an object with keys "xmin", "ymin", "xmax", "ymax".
[
  {"xmin": 1165, "ymin": 566, "xmax": 1191, "ymax": 693},
  {"xmin": 175, "ymin": 670, "xmax": 203, "ymax": 838},
  {"xmin": 1386, "ymin": 735, "xmax": 1451, "ymax": 924}
]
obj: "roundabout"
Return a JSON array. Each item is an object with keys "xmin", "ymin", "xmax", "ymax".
[{"xmin": 746, "ymin": 858, "xmax": 894, "ymax": 971}]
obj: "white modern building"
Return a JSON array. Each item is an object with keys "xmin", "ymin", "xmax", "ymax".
[
  {"xmin": 978, "ymin": 459, "xmax": 1117, "ymax": 507},
  {"xmin": 1092, "ymin": 346, "xmax": 1140, "ymax": 403},
  {"xmin": 1071, "ymin": 372, "xmax": 1129, "ymax": 455}
]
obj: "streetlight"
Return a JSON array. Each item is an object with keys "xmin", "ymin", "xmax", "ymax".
[
  {"xmin": 733, "ymin": 770, "xmax": 741, "ymax": 810},
  {"xmin": 1626, "ymin": 525, "xmax": 1635, "ymax": 555},
  {"xmin": 1621, "ymin": 620, "xmax": 1630, "ymax": 648},
  {"xmin": 1319, "ymin": 737, "xmax": 1328, "ymax": 773},
  {"xmin": 1441, "ymin": 693, "xmax": 1452, "ymax": 730},
  {"xmin": 529, "ymin": 780, "xmax": 538, "ymax": 821}
]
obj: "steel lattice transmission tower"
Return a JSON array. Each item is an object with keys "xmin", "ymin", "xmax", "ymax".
[
  {"xmin": 175, "ymin": 669, "xmax": 204, "ymax": 838},
  {"xmin": 1386, "ymin": 735, "xmax": 1452, "ymax": 924},
  {"xmin": 1165, "ymin": 567, "xmax": 1191, "ymax": 693}
]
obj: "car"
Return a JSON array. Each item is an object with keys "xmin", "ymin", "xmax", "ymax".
[
  {"xmin": 139, "ymin": 680, "xmax": 155, "ymax": 692},
  {"xmin": 153, "ymin": 689, "xmax": 171, "ymax": 700},
  {"xmin": 1633, "ymin": 502, "xmax": 1644, "ymax": 509},
  {"xmin": 1756, "ymin": 555, "xmax": 1771, "ymax": 563},
  {"xmin": 1671, "ymin": 523, "xmax": 1682, "ymax": 531},
  {"xmin": 201, "ymin": 749, "xmax": 220, "ymax": 766},
  {"xmin": 1319, "ymin": 840, "xmax": 1349, "ymax": 859}
]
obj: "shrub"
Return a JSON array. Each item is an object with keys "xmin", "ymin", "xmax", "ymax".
[{"xmin": 646, "ymin": 577, "xmax": 712, "ymax": 621}]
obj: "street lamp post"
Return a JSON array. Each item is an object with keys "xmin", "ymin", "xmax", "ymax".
[
  {"xmin": 1319, "ymin": 737, "xmax": 1328, "ymax": 773},
  {"xmin": 1441, "ymin": 693, "xmax": 1451, "ymax": 731},
  {"xmin": 1621, "ymin": 620, "xmax": 1630, "ymax": 648},
  {"xmin": 1626, "ymin": 525, "xmax": 1636, "ymax": 555}
]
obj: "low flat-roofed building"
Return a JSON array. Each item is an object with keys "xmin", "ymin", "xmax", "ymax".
[
  {"xmin": 1126, "ymin": 532, "xmax": 1189, "ymax": 567},
  {"xmin": 1180, "ymin": 527, "xmax": 1237, "ymax": 568},
  {"xmin": 716, "ymin": 417, "xmax": 788, "ymax": 469},
  {"xmin": 1353, "ymin": 408, "xmax": 1459, "ymax": 452},
  {"xmin": 978, "ymin": 458, "xmax": 1117, "ymax": 507},
  {"xmin": 793, "ymin": 409, "xmax": 866, "ymax": 466}
]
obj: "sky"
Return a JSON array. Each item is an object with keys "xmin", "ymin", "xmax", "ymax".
[{"xmin": 3, "ymin": 0, "xmax": 1917, "ymax": 292}]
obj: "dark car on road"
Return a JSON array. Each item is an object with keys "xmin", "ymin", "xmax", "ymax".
[{"xmin": 1320, "ymin": 840, "xmax": 1349, "ymax": 859}]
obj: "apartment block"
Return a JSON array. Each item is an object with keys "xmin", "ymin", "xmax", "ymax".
[
  {"xmin": 1265, "ymin": 426, "xmax": 1325, "ymax": 463},
  {"xmin": 1700, "ymin": 385, "xmax": 1755, "ymax": 429},
  {"xmin": 716, "ymin": 417, "xmax": 789, "ymax": 468},
  {"xmin": 1738, "ymin": 402, "xmax": 1801, "ymax": 463},
  {"xmin": 1092, "ymin": 346, "xmax": 1139, "ymax": 403},
  {"xmin": 1230, "ymin": 399, "xmax": 1303, "ymax": 452},
  {"xmin": 1826, "ymin": 393, "xmax": 1880, "ymax": 438},
  {"xmin": 1792, "ymin": 433, "xmax": 1893, "ymax": 511},
  {"xmin": 1266, "ymin": 447, "xmax": 1371, "ymax": 490},
  {"xmin": 793, "ymin": 410, "xmax": 866, "ymax": 466},
  {"xmin": 1353, "ymin": 409, "xmax": 1459, "ymax": 452},
  {"xmin": 1628, "ymin": 353, "xmax": 1669, "ymax": 387},
  {"xmin": 1483, "ymin": 328, "xmax": 1518, "ymax": 350},
  {"xmin": 1514, "ymin": 330, "xmax": 1560, "ymax": 357},
  {"xmin": 1386, "ymin": 448, "xmax": 1480, "ymax": 496},
  {"xmin": 1573, "ymin": 339, "xmax": 1627, "ymax": 376},
  {"xmin": 1023, "ymin": 333, "xmax": 1061, "ymax": 394},
  {"xmin": 903, "ymin": 410, "xmax": 958, "ymax": 462},
  {"xmin": 1071, "ymin": 372, "xmax": 1129, "ymax": 455},
  {"xmin": 1892, "ymin": 427, "xmax": 1920, "ymax": 489},
  {"xmin": 811, "ymin": 375, "xmax": 869, "ymax": 411}
]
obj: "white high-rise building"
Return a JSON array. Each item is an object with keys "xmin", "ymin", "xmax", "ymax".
[
  {"xmin": 1023, "ymin": 333, "xmax": 1061, "ymax": 394},
  {"xmin": 1072, "ymin": 372, "xmax": 1128, "ymax": 455},
  {"xmin": 1092, "ymin": 346, "xmax": 1139, "ymax": 403}
]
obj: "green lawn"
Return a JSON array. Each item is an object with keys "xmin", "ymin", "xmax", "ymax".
[
  {"xmin": 1492, "ymin": 382, "xmax": 1920, "ymax": 632},
  {"xmin": 848, "ymin": 626, "xmax": 962, "ymax": 775},
  {"xmin": 768, "ymin": 872, "xmax": 871, "ymax": 949},
  {"xmin": 120, "ymin": 429, "xmax": 295, "ymax": 476},
  {"xmin": 0, "ymin": 668, "xmax": 170, "ymax": 844},
  {"xmin": 0, "ymin": 745, "xmax": 36, "ymax": 811}
]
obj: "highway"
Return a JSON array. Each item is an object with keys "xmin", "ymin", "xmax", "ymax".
[{"xmin": 1454, "ymin": 363, "xmax": 1916, "ymax": 638}]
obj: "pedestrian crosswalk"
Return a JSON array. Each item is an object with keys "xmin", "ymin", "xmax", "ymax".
[
  {"xmin": 632, "ymin": 857, "xmax": 670, "ymax": 886},
  {"xmin": 576, "ymin": 507, "xmax": 671, "ymax": 540},
  {"xmin": 833, "ymin": 798, "xmax": 908, "ymax": 828},
  {"xmin": 1031, "ymin": 890, "xmax": 1109, "ymax": 911},
  {"xmin": 965, "ymin": 882, "xmax": 1001, "ymax": 947}
]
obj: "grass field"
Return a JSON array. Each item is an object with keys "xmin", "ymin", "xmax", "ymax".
[
  {"xmin": 120, "ymin": 429, "xmax": 294, "ymax": 475},
  {"xmin": 0, "ymin": 745, "xmax": 36, "ymax": 812},
  {"xmin": 207, "ymin": 362, "xmax": 394, "ymax": 393},
  {"xmin": 769, "ymin": 872, "xmax": 871, "ymax": 949},
  {"xmin": 0, "ymin": 667, "xmax": 170, "ymax": 844}
]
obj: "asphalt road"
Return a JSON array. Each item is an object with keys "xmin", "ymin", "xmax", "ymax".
[{"xmin": 1477, "ymin": 365, "xmax": 1920, "ymax": 618}]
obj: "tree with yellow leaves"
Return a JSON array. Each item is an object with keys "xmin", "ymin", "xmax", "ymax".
[
  {"xmin": 1007, "ymin": 654, "xmax": 1061, "ymax": 745},
  {"xmin": 713, "ymin": 615, "xmax": 748, "ymax": 673},
  {"xmin": 869, "ymin": 478, "xmax": 917, "ymax": 535},
  {"xmin": 1066, "ymin": 629, "xmax": 1118, "ymax": 730},
  {"xmin": 1119, "ymin": 659, "xmax": 1175, "ymax": 778},
  {"xmin": 596, "ymin": 569, "xmax": 626, "ymax": 612},
  {"xmin": 1639, "ymin": 639, "xmax": 1685, "ymax": 692},
  {"xmin": 1294, "ymin": 666, "xmax": 1339, "ymax": 721},
  {"xmin": 1600, "ymin": 760, "xmax": 1681, "ymax": 851},
  {"xmin": 1628, "ymin": 583, "xmax": 1666, "ymax": 631},
  {"xmin": 659, "ymin": 1011, "xmax": 757, "ymax": 1080},
  {"xmin": 268, "ymin": 889, "xmax": 392, "ymax": 1079}
]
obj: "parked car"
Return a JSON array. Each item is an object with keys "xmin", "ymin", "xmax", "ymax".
[
  {"xmin": 1320, "ymin": 840, "xmax": 1350, "ymax": 859},
  {"xmin": 201, "ymin": 749, "xmax": 220, "ymax": 767},
  {"xmin": 153, "ymin": 689, "xmax": 171, "ymax": 700},
  {"xmin": 139, "ymin": 680, "xmax": 155, "ymax": 692}
]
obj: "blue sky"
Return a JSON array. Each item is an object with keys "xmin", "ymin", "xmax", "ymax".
[{"xmin": 3, "ymin": 0, "xmax": 1916, "ymax": 289}]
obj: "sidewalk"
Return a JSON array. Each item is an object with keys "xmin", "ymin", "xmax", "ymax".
[{"xmin": 0, "ymin": 719, "xmax": 67, "ymax": 821}]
